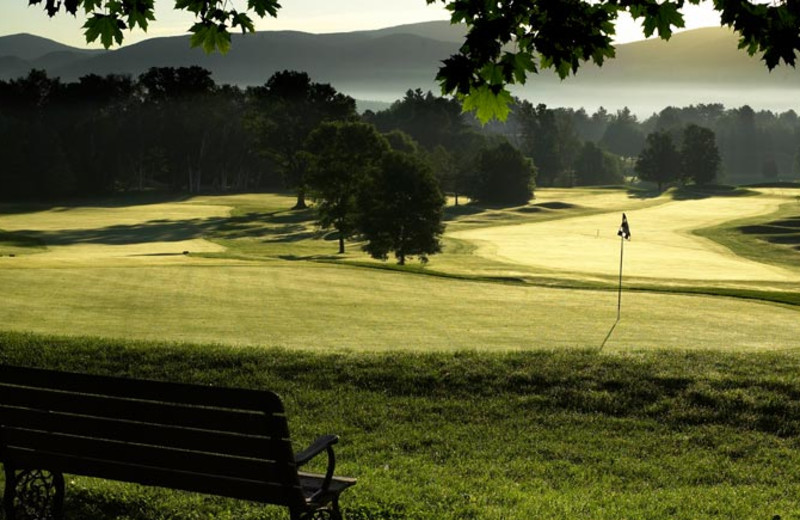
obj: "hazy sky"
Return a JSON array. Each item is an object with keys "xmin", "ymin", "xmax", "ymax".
[{"xmin": 1, "ymin": 0, "xmax": 721, "ymax": 49}]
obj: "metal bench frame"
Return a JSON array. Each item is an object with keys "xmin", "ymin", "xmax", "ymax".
[{"xmin": 0, "ymin": 365, "xmax": 355, "ymax": 520}]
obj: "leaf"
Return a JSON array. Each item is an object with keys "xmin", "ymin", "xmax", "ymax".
[
  {"xmin": 231, "ymin": 12, "xmax": 255, "ymax": 33},
  {"xmin": 83, "ymin": 13, "xmax": 124, "ymax": 48},
  {"xmin": 81, "ymin": 0, "xmax": 103, "ymax": 13},
  {"xmin": 190, "ymin": 22, "xmax": 232, "ymax": 54},
  {"xmin": 128, "ymin": 5, "xmax": 156, "ymax": 31},
  {"xmin": 174, "ymin": 0, "xmax": 208, "ymax": 15},
  {"xmin": 248, "ymin": 0, "xmax": 281, "ymax": 18},
  {"xmin": 460, "ymin": 85, "xmax": 513, "ymax": 124}
]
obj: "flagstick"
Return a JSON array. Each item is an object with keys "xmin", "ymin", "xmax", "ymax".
[
  {"xmin": 617, "ymin": 234, "xmax": 624, "ymax": 321},
  {"xmin": 601, "ymin": 236, "xmax": 625, "ymax": 352}
]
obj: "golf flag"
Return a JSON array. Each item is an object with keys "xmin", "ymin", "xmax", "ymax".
[{"xmin": 617, "ymin": 213, "xmax": 631, "ymax": 240}]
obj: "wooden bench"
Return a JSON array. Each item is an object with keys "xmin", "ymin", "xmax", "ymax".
[{"xmin": 0, "ymin": 365, "xmax": 356, "ymax": 520}]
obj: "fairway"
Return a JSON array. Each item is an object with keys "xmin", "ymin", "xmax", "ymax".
[
  {"xmin": 452, "ymin": 189, "xmax": 800, "ymax": 282},
  {"xmin": 1, "ymin": 188, "xmax": 799, "ymax": 351}
]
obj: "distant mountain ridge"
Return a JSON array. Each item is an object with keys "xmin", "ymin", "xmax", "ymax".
[{"xmin": 1, "ymin": 22, "xmax": 798, "ymax": 113}]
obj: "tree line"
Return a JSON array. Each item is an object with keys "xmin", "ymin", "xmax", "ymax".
[
  {"xmin": 490, "ymin": 102, "xmax": 800, "ymax": 187},
  {"xmin": 3, "ymin": 67, "xmax": 798, "ymax": 203}
]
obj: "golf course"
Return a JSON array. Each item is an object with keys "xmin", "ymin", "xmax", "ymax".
[
  {"xmin": 1, "ymin": 186, "xmax": 800, "ymax": 519},
  {"xmin": 0, "ymin": 187, "xmax": 798, "ymax": 351}
]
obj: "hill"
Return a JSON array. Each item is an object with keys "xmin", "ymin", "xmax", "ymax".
[{"xmin": 0, "ymin": 23, "xmax": 797, "ymax": 112}]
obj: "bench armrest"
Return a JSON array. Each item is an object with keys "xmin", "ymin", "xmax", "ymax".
[
  {"xmin": 294, "ymin": 434, "xmax": 339, "ymax": 497},
  {"xmin": 294, "ymin": 434, "xmax": 339, "ymax": 467}
]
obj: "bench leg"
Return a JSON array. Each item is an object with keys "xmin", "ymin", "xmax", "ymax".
[
  {"xmin": 292, "ymin": 506, "xmax": 342, "ymax": 520},
  {"xmin": 3, "ymin": 467, "xmax": 64, "ymax": 520}
]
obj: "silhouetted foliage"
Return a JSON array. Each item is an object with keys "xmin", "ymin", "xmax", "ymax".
[
  {"xmin": 599, "ymin": 108, "xmax": 645, "ymax": 158},
  {"xmin": 514, "ymin": 102, "xmax": 580, "ymax": 187},
  {"xmin": 681, "ymin": 124, "xmax": 720, "ymax": 186},
  {"xmin": 574, "ymin": 141, "xmax": 623, "ymax": 186},
  {"xmin": 306, "ymin": 121, "xmax": 389, "ymax": 254},
  {"xmin": 247, "ymin": 70, "xmax": 356, "ymax": 209},
  {"xmin": 369, "ymin": 89, "xmax": 466, "ymax": 151},
  {"xmin": 467, "ymin": 142, "xmax": 535, "ymax": 205},
  {"xmin": 358, "ymin": 151, "xmax": 446, "ymax": 265},
  {"xmin": 636, "ymin": 131, "xmax": 681, "ymax": 191}
]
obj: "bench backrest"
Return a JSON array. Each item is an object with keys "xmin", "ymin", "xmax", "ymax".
[{"xmin": 0, "ymin": 365, "xmax": 306, "ymax": 509}]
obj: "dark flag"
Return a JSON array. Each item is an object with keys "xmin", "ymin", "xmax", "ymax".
[{"xmin": 617, "ymin": 213, "xmax": 631, "ymax": 240}]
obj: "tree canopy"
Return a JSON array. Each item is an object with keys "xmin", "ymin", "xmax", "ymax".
[
  {"xmin": 28, "ymin": 0, "xmax": 800, "ymax": 122},
  {"xmin": 635, "ymin": 131, "xmax": 681, "ymax": 191}
]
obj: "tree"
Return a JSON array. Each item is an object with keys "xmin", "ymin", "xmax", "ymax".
[
  {"xmin": 306, "ymin": 121, "xmax": 389, "ymax": 254},
  {"xmin": 635, "ymin": 131, "xmax": 680, "ymax": 192},
  {"xmin": 680, "ymin": 124, "xmax": 720, "ymax": 186},
  {"xmin": 467, "ymin": 142, "xmax": 535, "ymax": 206},
  {"xmin": 31, "ymin": 1, "xmax": 800, "ymax": 123},
  {"xmin": 369, "ymin": 89, "xmax": 466, "ymax": 151},
  {"xmin": 514, "ymin": 102, "xmax": 580, "ymax": 186},
  {"xmin": 248, "ymin": 71, "xmax": 356, "ymax": 209},
  {"xmin": 358, "ymin": 151, "xmax": 446, "ymax": 265},
  {"xmin": 599, "ymin": 108, "xmax": 645, "ymax": 158},
  {"xmin": 762, "ymin": 157, "xmax": 780, "ymax": 180},
  {"xmin": 574, "ymin": 141, "xmax": 623, "ymax": 186},
  {"xmin": 794, "ymin": 143, "xmax": 800, "ymax": 177}
]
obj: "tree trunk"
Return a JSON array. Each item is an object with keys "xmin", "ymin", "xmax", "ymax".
[
  {"xmin": 338, "ymin": 235, "xmax": 345, "ymax": 254},
  {"xmin": 293, "ymin": 189, "xmax": 308, "ymax": 210}
]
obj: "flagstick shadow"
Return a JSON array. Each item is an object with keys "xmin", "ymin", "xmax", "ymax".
[{"xmin": 598, "ymin": 318, "xmax": 620, "ymax": 352}]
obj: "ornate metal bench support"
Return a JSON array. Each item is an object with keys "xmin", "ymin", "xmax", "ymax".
[
  {"xmin": 293, "ymin": 504, "xmax": 343, "ymax": 520},
  {"xmin": 3, "ymin": 467, "xmax": 65, "ymax": 520}
]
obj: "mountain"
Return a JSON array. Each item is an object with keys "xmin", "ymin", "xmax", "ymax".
[
  {"xmin": 0, "ymin": 33, "xmax": 99, "ymax": 60},
  {"xmin": 0, "ymin": 22, "xmax": 798, "ymax": 114}
]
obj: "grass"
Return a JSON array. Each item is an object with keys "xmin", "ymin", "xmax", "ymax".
[
  {"xmin": 695, "ymin": 199, "xmax": 800, "ymax": 271},
  {"xmin": 2, "ymin": 188, "xmax": 800, "ymax": 517},
  {"xmin": 0, "ymin": 188, "xmax": 799, "ymax": 351},
  {"xmin": 0, "ymin": 263, "xmax": 798, "ymax": 351},
  {"xmin": 2, "ymin": 331, "xmax": 800, "ymax": 519}
]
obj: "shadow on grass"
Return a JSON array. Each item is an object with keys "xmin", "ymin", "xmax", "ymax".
[
  {"xmin": 671, "ymin": 185, "xmax": 759, "ymax": 200},
  {"xmin": 739, "ymin": 215, "xmax": 800, "ymax": 250},
  {"xmin": 6, "ymin": 333, "xmax": 800, "ymax": 440},
  {"xmin": 11, "ymin": 205, "xmax": 322, "ymax": 247}
]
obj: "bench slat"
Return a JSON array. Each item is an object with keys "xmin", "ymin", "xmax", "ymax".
[
  {"xmin": 0, "ymin": 385, "xmax": 277, "ymax": 436},
  {"xmin": 0, "ymin": 406, "xmax": 291, "ymax": 459},
  {"xmin": 4, "ymin": 448, "xmax": 305, "ymax": 507},
  {"xmin": 4, "ymin": 428, "xmax": 295, "ymax": 483},
  {"xmin": 0, "ymin": 365, "xmax": 279, "ymax": 411}
]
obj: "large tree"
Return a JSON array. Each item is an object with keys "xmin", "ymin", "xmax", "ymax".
[
  {"xmin": 514, "ymin": 102, "xmax": 580, "ymax": 186},
  {"xmin": 636, "ymin": 131, "xmax": 681, "ymax": 192},
  {"xmin": 306, "ymin": 121, "xmax": 389, "ymax": 254},
  {"xmin": 247, "ymin": 71, "xmax": 356, "ymax": 209},
  {"xmin": 30, "ymin": 0, "xmax": 800, "ymax": 122},
  {"xmin": 358, "ymin": 151, "xmax": 446, "ymax": 266},
  {"xmin": 574, "ymin": 141, "xmax": 623, "ymax": 186},
  {"xmin": 681, "ymin": 124, "xmax": 721, "ymax": 186},
  {"xmin": 467, "ymin": 142, "xmax": 535, "ymax": 206}
]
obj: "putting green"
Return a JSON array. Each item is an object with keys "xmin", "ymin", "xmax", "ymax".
[{"xmin": 452, "ymin": 189, "xmax": 800, "ymax": 282}]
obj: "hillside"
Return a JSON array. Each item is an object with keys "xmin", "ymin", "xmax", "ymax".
[{"xmin": 1, "ymin": 23, "xmax": 798, "ymax": 112}]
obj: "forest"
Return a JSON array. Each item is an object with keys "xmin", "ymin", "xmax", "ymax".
[{"xmin": 1, "ymin": 66, "xmax": 799, "ymax": 202}]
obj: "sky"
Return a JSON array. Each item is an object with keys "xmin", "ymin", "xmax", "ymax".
[{"xmin": 0, "ymin": 0, "xmax": 722, "ymax": 49}]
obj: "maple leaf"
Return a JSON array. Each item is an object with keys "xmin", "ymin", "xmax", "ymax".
[{"xmin": 460, "ymin": 85, "xmax": 513, "ymax": 124}]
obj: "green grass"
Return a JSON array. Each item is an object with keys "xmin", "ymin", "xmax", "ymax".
[
  {"xmin": 2, "ymin": 189, "xmax": 800, "ymax": 517},
  {"xmin": 0, "ymin": 263, "xmax": 798, "ymax": 351},
  {"xmin": 1, "ymin": 189, "xmax": 800, "ymax": 351},
  {"xmin": 0, "ymin": 229, "xmax": 46, "ymax": 256},
  {"xmin": 695, "ymin": 200, "xmax": 800, "ymax": 271},
  {"xmin": 2, "ymin": 331, "xmax": 800, "ymax": 519}
]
